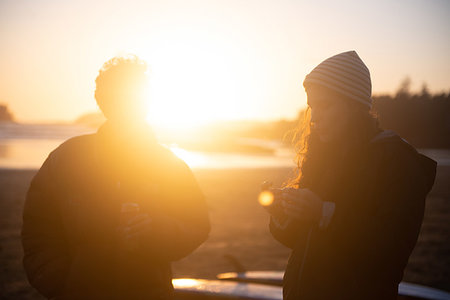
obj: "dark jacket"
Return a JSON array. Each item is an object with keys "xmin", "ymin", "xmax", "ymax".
[
  {"xmin": 270, "ymin": 131, "xmax": 436, "ymax": 300},
  {"xmin": 21, "ymin": 123, "xmax": 210, "ymax": 300}
]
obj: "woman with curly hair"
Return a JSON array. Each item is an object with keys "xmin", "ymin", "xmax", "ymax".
[{"xmin": 265, "ymin": 51, "xmax": 437, "ymax": 299}]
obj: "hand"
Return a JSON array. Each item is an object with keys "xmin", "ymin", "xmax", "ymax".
[
  {"xmin": 118, "ymin": 213, "xmax": 152, "ymax": 244},
  {"xmin": 281, "ymin": 188, "xmax": 323, "ymax": 224}
]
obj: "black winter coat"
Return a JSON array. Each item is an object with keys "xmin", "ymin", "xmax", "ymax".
[
  {"xmin": 21, "ymin": 123, "xmax": 210, "ymax": 300},
  {"xmin": 270, "ymin": 131, "xmax": 436, "ymax": 300}
]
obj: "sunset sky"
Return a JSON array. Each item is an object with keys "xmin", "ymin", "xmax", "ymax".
[{"xmin": 0, "ymin": 0, "xmax": 449, "ymax": 127}]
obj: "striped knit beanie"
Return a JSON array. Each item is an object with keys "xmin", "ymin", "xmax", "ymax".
[{"xmin": 303, "ymin": 51, "xmax": 372, "ymax": 108}]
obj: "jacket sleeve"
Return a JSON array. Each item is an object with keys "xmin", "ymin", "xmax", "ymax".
[
  {"xmin": 346, "ymin": 150, "xmax": 436, "ymax": 284},
  {"xmin": 21, "ymin": 152, "xmax": 70, "ymax": 299},
  {"xmin": 269, "ymin": 215, "xmax": 312, "ymax": 249},
  {"xmin": 140, "ymin": 160, "xmax": 210, "ymax": 261}
]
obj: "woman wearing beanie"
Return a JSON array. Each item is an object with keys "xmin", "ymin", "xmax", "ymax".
[{"xmin": 265, "ymin": 51, "xmax": 437, "ymax": 299}]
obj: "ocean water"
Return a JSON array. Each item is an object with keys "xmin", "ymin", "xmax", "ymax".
[
  {"xmin": 2, "ymin": 123, "xmax": 448, "ymax": 170},
  {"xmin": 0, "ymin": 123, "xmax": 296, "ymax": 170},
  {"xmin": 0, "ymin": 123, "xmax": 94, "ymax": 169}
]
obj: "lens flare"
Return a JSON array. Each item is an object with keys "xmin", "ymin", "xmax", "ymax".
[{"xmin": 258, "ymin": 190, "xmax": 274, "ymax": 206}]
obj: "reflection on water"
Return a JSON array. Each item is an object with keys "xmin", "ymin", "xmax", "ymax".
[
  {"xmin": 170, "ymin": 146, "xmax": 295, "ymax": 169},
  {"xmin": 0, "ymin": 139, "xmax": 65, "ymax": 169},
  {"xmin": 0, "ymin": 123, "xmax": 95, "ymax": 169},
  {"xmin": 2, "ymin": 123, "xmax": 447, "ymax": 170},
  {"xmin": 0, "ymin": 123, "xmax": 297, "ymax": 170},
  {"xmin": 0, "ymin": 139, "xmax": 295, "ymax": 170}
]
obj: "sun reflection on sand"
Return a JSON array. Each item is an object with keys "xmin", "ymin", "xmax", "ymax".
[{"xmin": 169, "ymin": 146, "xmax": 208, "ymax": 168}]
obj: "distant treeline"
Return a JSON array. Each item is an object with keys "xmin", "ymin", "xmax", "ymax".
[
  {"xmin": 373, "ymin": 83, "xmax": 450, "ymax": 148},
  {"xmin": 240, "ymin": 83, "xmax": 450, "ymax": 149}
]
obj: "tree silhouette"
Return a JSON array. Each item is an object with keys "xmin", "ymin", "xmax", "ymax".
[
  {"xmin": 0, "ymin": 104, "xmax": 14, "ymax": 122},
  {"xmin": 373, "ymin": 80, "xmax": 450, "ymax": 148}
]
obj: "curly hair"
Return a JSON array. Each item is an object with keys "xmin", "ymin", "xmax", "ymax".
[{"xmin": 94, "ymin": 54, "xmax": 149, "ymax": 119}]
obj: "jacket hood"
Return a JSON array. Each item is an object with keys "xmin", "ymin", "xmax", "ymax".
[{"xmin": 370, "ymin": 130, "xmax": 437, "ymax": 194}]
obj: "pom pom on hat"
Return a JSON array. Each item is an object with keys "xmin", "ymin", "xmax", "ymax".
[{"xmin": 303, "ymin": 51, "xmax": 372, "ymax": 108}]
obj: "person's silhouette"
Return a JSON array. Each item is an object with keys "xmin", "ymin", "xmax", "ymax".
[
  {"xmin": 21, "ymin": 55, "xmax": 210, "ymax": 299},
  {"xmin": 264, "ymin": 51, "xmax": 437, "ymax": 300}
]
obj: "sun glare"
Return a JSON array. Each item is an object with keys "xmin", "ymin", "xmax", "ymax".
[
  {"xmin": 134, "ymin": 32, "xmax": 253, "ymax": 131},
  {"xmin": 146, "ymin": 51, "xmax": 236, "ymax": 129}
]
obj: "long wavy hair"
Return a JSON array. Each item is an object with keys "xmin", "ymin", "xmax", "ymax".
[{"xmin": 286, "ymin": 99, "xmax": 380, "ymax": 189}]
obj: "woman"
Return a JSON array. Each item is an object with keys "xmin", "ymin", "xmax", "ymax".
[{"xmin": 266, "ymin": 51, "xmax": 437, "ymax": 299}]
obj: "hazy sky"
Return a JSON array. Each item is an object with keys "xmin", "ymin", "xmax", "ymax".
[{"xmin": 1, "ymin": 0, "xmax": 449, "ymax": 126}]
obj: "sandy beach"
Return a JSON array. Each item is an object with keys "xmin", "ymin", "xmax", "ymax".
[{"xmin": 1, "ymin": 166, "xmax": 449, "ymax": 299}]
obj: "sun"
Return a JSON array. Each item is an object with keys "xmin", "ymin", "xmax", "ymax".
[
  {"xmin": 134, "ymin": 31, "xmax": 252, "ymax": 131},
  {"xmin": 145, "ymin": 44, "xmax": 237, "ymax": 129}
]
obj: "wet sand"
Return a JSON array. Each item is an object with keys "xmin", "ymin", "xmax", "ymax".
[{"xmin": 0, "ymin": 167, "xmax": 449, "ymax": 299}]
